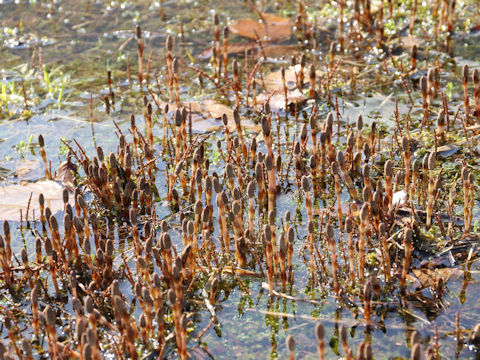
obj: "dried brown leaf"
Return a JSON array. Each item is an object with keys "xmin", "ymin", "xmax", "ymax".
[
  {"xmin": 229, "ymin": 13, "xmax": 291, "ymax": 42},
  {"xmin": 0, "ymin": 180, "xmax": 71, "ymax": 221}
]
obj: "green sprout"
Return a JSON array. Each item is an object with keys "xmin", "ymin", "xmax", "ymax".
[{"xmin": 14, "ymin": 134, "xmax": 35, "ymax": 159}]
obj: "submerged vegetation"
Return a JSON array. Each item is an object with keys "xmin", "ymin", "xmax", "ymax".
[{"xmin": 1, "ymin": 0, "xmax": 480, "ymax": 359}]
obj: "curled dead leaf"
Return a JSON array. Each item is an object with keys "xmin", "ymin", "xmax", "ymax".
[{"xmin": 54, "ymin": 160, "xmax": 78, "ymax": 189}]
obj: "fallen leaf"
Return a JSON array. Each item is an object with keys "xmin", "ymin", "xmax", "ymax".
[
  {"xmin": 412, "ymin": 268, "xmax": 463, "ymax": 288},
  {"xmin": 229, "ymin": 13, "xmax": 291, "ymax": 42},
  {"xmin": 201, "ymin": 100, "xmax": 261, "ymax": 132},
  {"xmin": 161, "ymin": 101, "xmax": 261, "ymax": 133},
  {"xmin": 54, "ymin": 160, "xmax": 78, "ymax": 188},
  {"xmin": 400, "ymin": 36, "xmax": 420, "ymax": 48},
  {"xmin": 256, "ymin": 89, "xmax": 305, "ymax": 111},
  {"xmin": 263, "ymin": 65, "xmax": 301, "ymax": 93},
  {"xmin": 257, "ymin": 64, "xmax": 322, "ymax": 110},
  {"xmin": 427, "ymin": 144, "xmax": 460, "ymax": 158},
  {"xmin": 15, "ymin": 160, "xmax": 44, "ymax": 181},
  {"xmin": 0, "ymin": 180, "xmax": 71, "ymax": 221}
]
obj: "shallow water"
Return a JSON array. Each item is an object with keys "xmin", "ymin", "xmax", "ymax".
[{"xmin": 1, "ymin": 1, "xmax": 480, "ymax": 359}]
